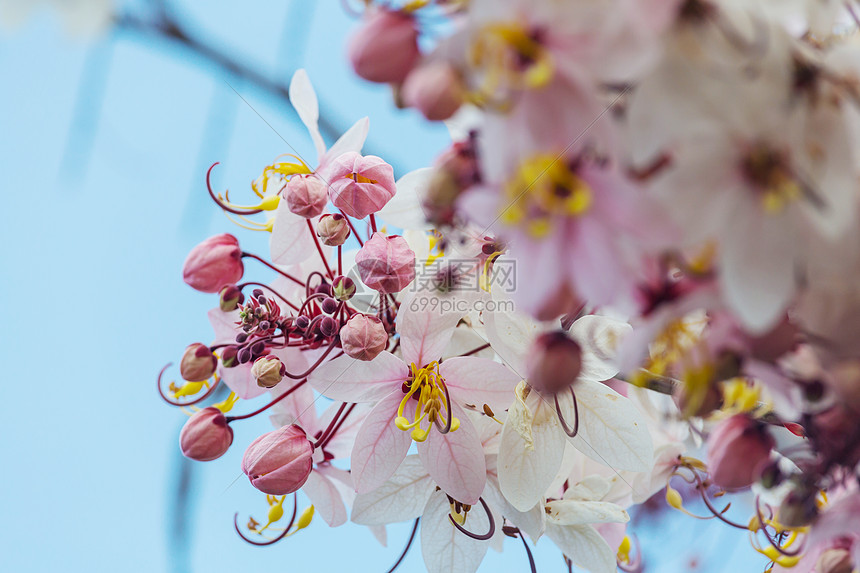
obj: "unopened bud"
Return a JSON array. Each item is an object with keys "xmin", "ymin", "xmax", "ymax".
[
  {"xmin": 221, "ymin": 346, "xmax": 238, "ymax": 368},
  {"xmin": 332, "ymin": 276, "xmax": 356, "ymax": 302},
  {"xmin": 321, "ymin": 297, "xmax": 339, "ymax": 315},
  {"xmin": 706, "ymin": 414, "xmax": 774, "ymax": 490},
  {"xmin": 286, "ymin": 174, "xmax": 328, "ymax": 218},
  {"xmin": 242, "ymin": 425, "xmax": 314, "ymax": 495},
  {"xmin": 348, "ymin": 8, "xmax": 420, "ymax": 84},
  {"xmin": 182, "ymin": 233, "xmax": 244, "ymax": 293},
  {"xmin": 355, "ymin": 232, "xmax": 416, "ymax": 293},
  {"xmin": 526, "ymin": 332, "xmax": 583, "ymax": 394},
  {"xmin": 402, "ymin": 62, "xmax": 464, "ymax": 121},
  {"xmin": 340, "ymin": 314, "xmax": 388, "ymax": 361},
  {"xmin": 219, "ymin": 285, "xmax": 244, "ymax": 311},
  {"xmin": 180, "ymin": 343, "xmax": 217, "ymax": 382},
  {"xmin": 180, "ymin": 407, "xmax": 234, "ymax": 461},
  {"xmin": 252, "ymin": 355, "xmax": 285, "ymax": 388},
  {"xmin": 320, "ymin": 316, "xmax": 339, "ymax": 338},
  {"xmin": 317, "ymin": 214, "xmax": 351, "ymax": 247}
]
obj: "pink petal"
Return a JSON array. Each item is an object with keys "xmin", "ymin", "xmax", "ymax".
[
  {"xmin": 267, "ymin": 376, "xmax": 318, "ymax": 435},
  {"xmin": 417, "ymin": 404, "xmax": 487, "ymax": 505},
  {"xmin": 440, "ymin": 357, "xmax": 521, "ymax": 413},
  {"xmin": 308, "ymin": 353, "xmax": 407, "ymax": 403},
  {"xmin": 303, "ymin": 468, "xmax": 348, "ymax": 527},
  {"xmin": 218, "ymin": 362, "xmax": 267, "ymax": 400},
  {"xmin": 317, "ymin": 402, "xmax": 370, "ymax": 461},
  {"xmin": 208, "ymin": 308, "xmax": 241, "ymax": 345},
  {"xmin": 269, "ymin": 200, "xmax": 316, "ymax": 266},
  {"xmin": 396, "ymin": 295, "xmax": 460, "ymax": 366},
  {"xmin": 351, "ymin": 390, "xmax": 414, "ymax": 494}
]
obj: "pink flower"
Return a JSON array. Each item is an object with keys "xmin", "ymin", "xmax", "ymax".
[
  {"xmin": 402, "ymin": 62, "xmax": 465, "ymax": 121},
  {"xmin": 340, "ymin": 314, "xmax": 388, "ymax": 361},
  {"xmin": 348, "ymin": 8, "xmax": 420, "ymax": 84},
  {"xmin": 316, "ymin": 214, "xmax": 351, "ymax": 246},
  {"xmin": 242, "ymin": 424, "xmax": 314, "ymax": 495},
  {"xmin": 354, "ymin": 232, "xmax": 416, "ymax": 293},
  {"xmin": 182, "ymin": 234, "xmax": 244, "ymax": 293},
  {"xmin": 706, "ymin": 414, "xmax": 774, "ymax": 490},
  {"xmin": 179, "ymin": 407, "xmax": 233, "ymax": 461},
  {"xmin": 326, "ymin": 152, "xmax": 396, "ymax": 219},
  {"xmin": 308, "ymin": 299, "xmax": 520, "ymax": 504},
  {"xmin": 285, "ymin": 174, "xmax": 327, "ymax": 218}
]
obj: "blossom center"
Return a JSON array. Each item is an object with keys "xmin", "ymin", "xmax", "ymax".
[
  {"xmin": 740, "ymin": 145, "xmax": 802, "ymax": 214},
  {"xmin": 469, "ymin": 23, "xmax": 553, "ymax": 94},
  {"xmin": 501, "ymin": 155, "xmax": 592, "ymax": 237},
  {"xmin": 395, "ymin": 362, "xmax": 460, "ymax": 442}
]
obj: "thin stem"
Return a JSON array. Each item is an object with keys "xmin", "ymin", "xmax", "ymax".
[
  {"xmin": 369, "ymin": 213, "xmax": 378, "ymax": 233},
  {"xmin": 283, "ymin": 338, "xmax": 339, "ymax": 379},
  {"xmin": 233, "ymin": 494, "xmax": 298, "ymax": 546},
  {"xmin": 316, "ymin": 403, "xmax": 357, "ymax": 451},
  {"xmin": 307, "ymin": 219, "xmax": 335, "ymax": 279},
  {"xmin": 385, "ymin": 518, "xmax": 420, "ymax": 573},
  {"xmin": 448, "ymin": 497, "xmax": 495, "ymax": 541},
  {"xmin": 157, "ymin": 363, "xmax": 221, "ymax": 407},
  {"xmin": 241, "ymin": 251, "xmax": 305, "ymax": 287},
  {"xmin": 459, "ymin": 343, "xmax": 490, "ymax": 357},
  {"xmin": 519, "ymin": 533, "xmax": 537, "ymax": 573},
  {"xmin": 226, "ymin": 379, "xmax": 307, "ymax": 422},
  {"xmin": 555, "ymin": 386, "xmax": 580, "ymax": 438},
  {"xmin": 237, "ymin": 281, "xmax": 300, "ymax": 312},
  {"xmin": 206, "ymin": 162, "xmax": 263, "ymax": 215}
]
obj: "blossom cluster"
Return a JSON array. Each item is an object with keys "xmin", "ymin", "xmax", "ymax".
[{"xmin": 160, "ymin": 2, "xmax": 860, "ymax": 572}]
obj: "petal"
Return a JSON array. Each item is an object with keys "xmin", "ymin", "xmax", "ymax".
[
  {"xmin": 396, "ymin": 294, "xmax": 460, "ymax": 366},
  {"xmin": 351, "ymin": 390, "xmax": 414, "ymax": 494},
  {"xmin": 303, "ymin": 469, "xmax": 348, "ymax": 527},
  {"xmin": 319, "ymin": 117, "xmax": 370, "ymax": 172},
  {"xmin": 352, "ymin": 455, "xmax": 436, "ymax": 525},
  {"xmin": 267, "ymin": 375, "xmax": 317, "ymax": 434},
  {"xmin": 308, "ymin": 353, "xmax": 406, "ymax": 403},
  {"xmin": 482, "ymin": 301, "xmax": 541, "ymax": 375},
  {"xmin": 417, "ymin": 404, "xmax": 486, "ymax": 505},
  {"xmin": 218, "ymin": 362, "xmax": 266, "ymax": 400},
  {"xmin": 561, "ymin": 379, "xmax": 654, "ymax": 472},
  {"xmin": 289, "ymin": 69, "xmax": 326, "ymax": 164},
  {"xmin": 497, "ymin": 394, "xmax": 565, "ymax": 512},
  {"xmin": 484, "ymin": 455, "xmax": 546, "ymax": 543},
  {"xmin": 441, "ymin": 357, "xmax": 521, "ymax": 414},
  {"xmin": 269, "ymin": 201, "xmax": 316, "ymax": 265},
  {"xmin": 377, "ymin": 168, "xmax": 434, "ymax": 231},
  {"xmin": 208, "ymin": 308, "xmax": 242, "ymax": 345},
  {"xmin": 420, "ymin": 490, "xmax": 491, "ymax": 573},
  {"xmin": 545, "ymin": 500, "xmax": 629, "ymax": 526},
  {"xmin": 317, "ymin": 402, "xmax": 370, "ymax": 461},
  {"xmin": 545, "ymin": 523, "xmax": 617, "ymax": 573},
  {"xmin": 569, "ymin": 315, "xmax": 632, "ymax": 381}
]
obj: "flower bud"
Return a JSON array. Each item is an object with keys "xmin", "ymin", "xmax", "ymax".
[
  {"xmin": 321, "ymin": 297, "xmax": 339, "ymax": 315},
  {"xmin": 252, "ymin": 355, "xmax": 285, "ymax": 389},
  {"xmin": 347, "ymin": 9, "xmax": 420, "ymax": 84},
  {"xmin": 180, "ymin": 343, "xmax": 217, "ymax": 381},
  {"xmin": 526, "ymin": 332, "xmax": 583, "ymax": 394},
  {"xmin": 242, "ymin": 425, "xmax": 314, "ymax": 495},
  {"xmin": 219, "ymin": 284, "xmax": 244, "ymax": 311},
  {"xmin": 320, "ymin": 316, "xmax": 339, "ymax": 338},
  {"xmin": 340, "ymin": 314, "xmax": 388, "ymax": 361},
  {"xmin": 816, "ymin": 549, "xmax": 854, "ymax": 573},
  {"xmin": 402, "ymin": 62, "xmax": 464, "ymax": 121},
  {"xmin": 706, "ymin": 414, "xmax": 774, "ymax": 490},
  {"xmin": 221, "ymin": 346, "xmax": 238, "ymax": 368},
  {"xmin": 286, "ymin": 175, "xmax": 328, "ymax": 219},
  {"xmin": 355, "ymin": 233, "xmax": 416, "ymax": 293},
  {"xmin": 179, "ymin": 407, "xmax": 234, "ymax": 461},
  {"xmin": 326, "ymin": 152, "xmax": 397, "ymax": 219},
  {"xmin": 316, "ymin": 214, "xmax": 351, "ymax": 246},
  {"xmin": 778, "ymin": 487, "xmax": 818, "ymax": 527},
  {"xmin": 182, "ymin": 233, "xmax": 244, "ymax": 293},
  {"xmin": 332, "ymin": 275, "xmax": 356, "ymax": 301}
]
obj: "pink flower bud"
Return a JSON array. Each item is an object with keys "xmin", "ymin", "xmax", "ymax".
[
  {"xmin": 219, "ymin": 284, "xmax": 244, "ymax": 311},
  {"xmin": 180, "ymin": 407, "xmax": 234, "ymax": 461},
  {"xmin": 326, "ymin": 152, "xmax": 396, "ymax": 219},
  {"xmin": 180, "ymin": 343, "xmax": 217, "ymax": 381},
  {"xmin": 355, "ymin": 232, "xmax": 415, "ymax": 293},
  {"xmin": 286, "ymin": 175, "xmax": 328, "ymax": 219},
  {"xmin": 402, "ymin": 62, "xmax": 464, "ymax": 121},
  {"xmin": 242, "ymin": 425, "xmax": 314, "ymax": 495},
  {"xmin": 347, "ymin": 9, "xmax": 420, "ymax": 84},
  {"xmin": 182, "ymin": 234, "xmax": 244, "ymax": 293},
  {"xmin": 526, "ymin": 332, "xmax": 583, "ymax": 394},
  {"xmin": 252, "ymin": 355, "xmax": 285, "ymax": 388},
  {"xmin": 706, "ymin": 414, "xmax": 774, "ymax": 490},
  {"xmin": 340, "ymin": 314, "xmax": 388, "ymax": 361},
  {"xmin": 316, "ymin": 214, "xmax": 351, "ymax": 246}
]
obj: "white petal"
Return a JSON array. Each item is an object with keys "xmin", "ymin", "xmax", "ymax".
[
  {"xmin": 484, "ymin": 457, "xmax": 546, "ymax": 542},
  {"xmin": 420, "ymin": 490, "xmax": 491, "ymax": 573},
  {"xmin": 303, "ymin": 469, "xmax": 348, "ymax": 527},
  {"xmin": 498, "ymin": 392, "xmax": 565, "ymax": 512},
  {"xmin": 289, "ymin": 69, "xmax": 326, "ymax": 164},
  {"xmin": 351, "ymin": 455, "xmax": 436, "ymax": 525},
  {"xmin": 545, "ymin": 523, "xmax": 617, "ymax": 573},
  {"xmin": 377, "ymin": 168, "xmax": 434, "ymax": 231},
  {"xmin": 308, "ymin": 353, "xmax": 406, "ymax": 403},
  {"xmin": 569, "ymin": 315, "xmax": 632, "ymax": 381},
  {"xmin": 320, "ymin": 117, "xmax": 370, "ymax": 171},
  {"xmin": 396, "ymin": 294, "xmax": 460, "ymax": 366},
  {"xmin": 350, "ymin": 390, "xmax": 414, "ymax": 494},
  {"xmin": 269, "ymin": 201, "xmax": 316, "ymax": 265},
  {"xmin": 545, "ymin": 500, "xmax": 629, "ymax": 526},
  {"xmin": 562, "ymin": 379, "xmax": 654, "ymax": 472}
]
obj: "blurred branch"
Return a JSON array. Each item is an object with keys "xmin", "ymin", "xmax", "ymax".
[{"xmin": 114, "ymin": 9, "xmax": 341, "ymax": 143}]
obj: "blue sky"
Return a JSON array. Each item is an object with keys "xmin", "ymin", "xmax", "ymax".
[{"xmin": 0, "ymin": 1, "xmax": 762, "ymax": 571}]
